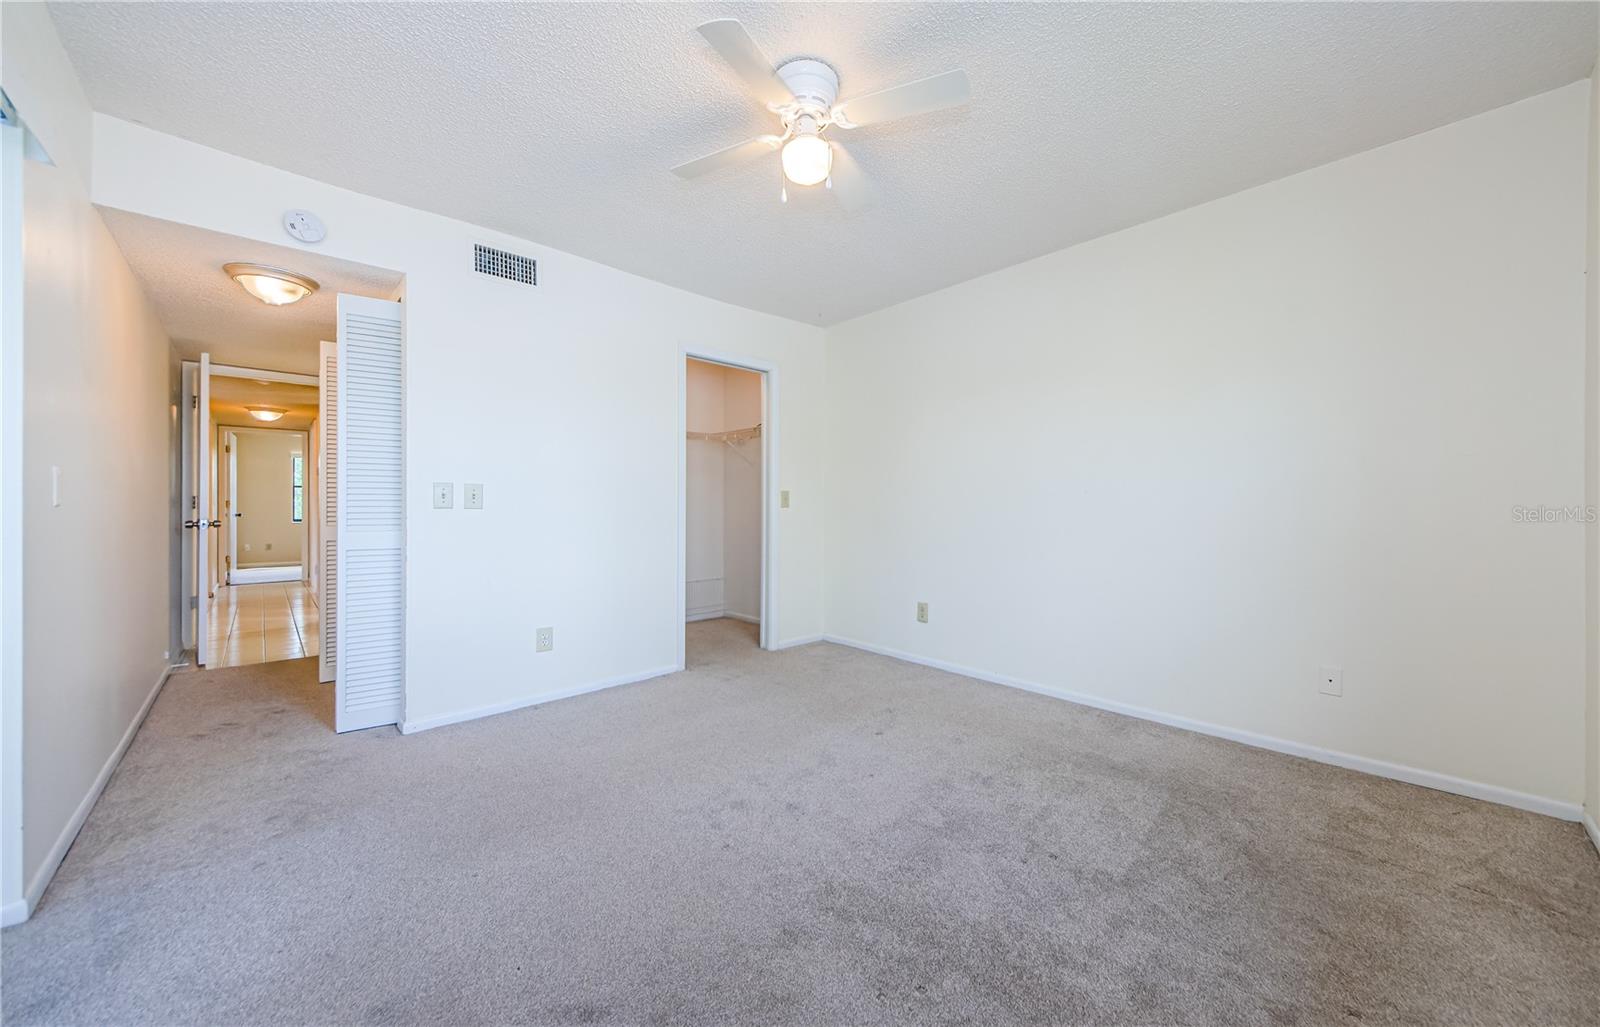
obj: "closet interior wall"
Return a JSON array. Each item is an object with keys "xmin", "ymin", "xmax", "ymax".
[{"xmin": 685, "ymin": 359, "xmax": 763, "ymax": 625}]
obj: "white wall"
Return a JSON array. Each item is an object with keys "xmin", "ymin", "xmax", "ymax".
[
  {"xmin": 88, "ymin": 116, "xmax": 829, "ymax": 731},
  {"xmin": 1, "ymin": 1, "xmax": 179, "ymax": 921},
  {"xmin": 825, "ymin": 83, "xmax": 1591, "ymax": 812},
  {"xmin": 1585, "ymin": 65, "xmax": 1599, "ymax": 838},
  {"xmin": 0, "ymin": 98, "xmax": 26, "ymax": 927}
]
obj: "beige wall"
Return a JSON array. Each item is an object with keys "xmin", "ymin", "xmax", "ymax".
[
  {"xmin": 232, "ymin": 429, "xmax": 304, "ymax": 568},
  {"xmin": 2, "ymin": 2, "xmax": 178, "ymax": 920}
]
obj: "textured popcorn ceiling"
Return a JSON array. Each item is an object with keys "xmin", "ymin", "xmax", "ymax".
[
  {"xmin": 55, "ymin": 2, "xmax": 1598, "ymax": 326},
  {"xmin": 99, "ymin": 208, "xmax": 403, "ymax": 375}
]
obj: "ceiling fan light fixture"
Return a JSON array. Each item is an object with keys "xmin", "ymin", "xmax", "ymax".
[
  {"xmin": 224, "ymin": 263, "xmax": 319, "ymax": 306},
  {"xmin": 246, "ymin": 406, "xmax": 288, "ymax": 422},
  {"xmin": 781, "ymin": 134, "xmax": 832, "ymax": 187}
]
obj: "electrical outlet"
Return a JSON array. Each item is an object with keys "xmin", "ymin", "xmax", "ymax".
[
  {"xmin": 464, "ymin": 483, "xmax": 484, "ymax": 510},
  {"xmin": 916, "ymin": 601, "xmax": 929, "ymax": 624},
  {"xmin": 536, "ymin": 626, "xmax": 554, "ymax": 653},
  {"xmin": 433, "ymin": 482, "xmax": 453, "ymax": 509},
  {"xmin": 1319, "ymin": 665, "xmax": 1343, "ymax": 697}
]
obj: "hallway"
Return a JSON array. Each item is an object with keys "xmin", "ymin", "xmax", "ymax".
[{"xmin": 206, "ymin": 581, "xmax": 319, "ymax": 668}]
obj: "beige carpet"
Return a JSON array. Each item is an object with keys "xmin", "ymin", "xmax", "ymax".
[{"xmin": 3, "ymin": 618, "xmax": 1597, "ymax": 1025}]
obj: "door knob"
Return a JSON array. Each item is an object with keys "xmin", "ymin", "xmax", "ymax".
[
  {"xmin": 209, "ymin": 519, "xmax": 222, "ymax": 528},
  {"xmin": 184, "ymin": 519, "xmax": 200, "ymax": 529}
]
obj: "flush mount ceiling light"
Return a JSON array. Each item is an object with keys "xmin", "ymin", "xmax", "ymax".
[
  {"xmin": 223, "ymin": 263, "xmax": 319, "ymax": 306},
  {"xmin": 246, "ymin": 406, "xmax": 287, "ymax": 422}
]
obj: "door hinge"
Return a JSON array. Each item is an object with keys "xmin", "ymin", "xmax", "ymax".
[
  {"xmin": 188, "ymin": 596, "xmax": 197, "ymax": 609},
  {"xmin": 191, "ymin": 395, "xmax": 198, "ymax": 409}
]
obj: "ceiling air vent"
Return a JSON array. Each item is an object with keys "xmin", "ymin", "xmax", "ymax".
[{"xmin": 474, "ymin": 244, "xmax": 536, "ymax": 286}]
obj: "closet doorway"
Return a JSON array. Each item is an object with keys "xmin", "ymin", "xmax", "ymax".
[{"xmin": 680, "ymin": 353, "xmax": 775, "ymax": 665}]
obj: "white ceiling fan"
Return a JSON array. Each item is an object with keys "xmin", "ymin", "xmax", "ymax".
[{"xmin": 672, "ymin": 19, "xmax": 972, "ymax": 210}]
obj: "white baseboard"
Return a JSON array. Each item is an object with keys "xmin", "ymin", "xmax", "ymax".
[
  {"xmin": 1585, "ymin": 811, "xmax": 1600, "ymax": 858},
  {"xmin": 821, "ymin": 635, "xmax": 1583, "ymax": 823},
  {"xmin": 0, "ymin": 898, "xmax": 26, "ymax": 928},
  {"xmin": 687, "ymin": 610, "xmax": 761, "ymax": 626},
  {"xmin": 399, "ymin": 664, "xmax": 679, "ymax": 735},
  {"xmin": 230, "ymin": 566, "xmax": 302, "ymax": 584},
  {"xmin": 773, "ymin": 633, "xmax": 823, "ymax": 650},
  {"xmin": 11, "ymin": 662, "xmax": 175, "ymax": 926}
]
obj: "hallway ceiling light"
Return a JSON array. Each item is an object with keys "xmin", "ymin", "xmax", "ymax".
[
  {"xmin": 223, "ymin": 263, "xmax": 319, "ymax": 306},
  {"xmin": 246, "ymin": 406, "xmax": 287, "ymax": 422}
]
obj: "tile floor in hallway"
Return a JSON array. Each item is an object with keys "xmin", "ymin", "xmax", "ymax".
[{"xmin": 205, "ymin": 581, "xmax": 319, "ymax": 668}]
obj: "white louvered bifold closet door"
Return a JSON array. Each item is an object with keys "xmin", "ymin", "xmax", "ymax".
[
  {"xmin": 334, "ymin": 296, "xmax": 405, "ymax": 732},
  {"xmin": 318, "ymin": 340, "xmax": 337, "ymax": 684}
]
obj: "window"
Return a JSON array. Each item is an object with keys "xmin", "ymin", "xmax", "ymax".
[{"xmin": 291, "ymin": 454, "xmax": 304, "ymax": 523}]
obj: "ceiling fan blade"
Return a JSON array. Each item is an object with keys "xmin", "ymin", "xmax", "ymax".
[
  {"xmin": 827, "ymin": 142, "xmax": 876, "ymax": 213},
  {"xmin": 671, "ymin": 136, "xmax": 782, "ymax": 179},
  {"xmin": 833, "ymin": 69, "xmax": 971, "ymax": 129},
  {"xmin": 697, "ymin": 20, "xmax": 794, "ymax": 109}
]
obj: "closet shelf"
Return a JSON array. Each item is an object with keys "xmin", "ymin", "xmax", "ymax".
[{"xmin": 687, "ymin": 424, "xmax": 761, "ymax": 444}]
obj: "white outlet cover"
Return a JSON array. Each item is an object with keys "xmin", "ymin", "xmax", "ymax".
[
  {"xmin": 464, "ymin": 483, "xmax": 484, "ymax": 510},
  {"xmin": 433, "ymin": 482, "xmax": 453, "ymax": 509},
  {"xmin": 283, "ymin": 209, "xmax": 326, "ymax": 243}
]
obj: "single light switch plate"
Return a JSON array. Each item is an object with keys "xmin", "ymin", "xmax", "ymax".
[
  {"xmin": 536, "ymin": 627, "xmax": 554, "ymax": 653},
  {"xmin": 916, "ymin": 601, "xmax": 929, "ymax": 624},
  {"xmin": 1319, "ymin": 665, "xmax": 1343, "ymax": 697},
  {"xmin": 464, "ymin": 483, "xmax": 484, "ymax": 510},
  {"xmin": 780, "ymin": 490, "xmax": 791, "ymax": 509},
  {"xmin": 50, "ymin": 466, "xmax": 61, "ymax": 507},
  {"xmin": 433, "ymin": 482, "xmax": 453, "ymax": 509}
]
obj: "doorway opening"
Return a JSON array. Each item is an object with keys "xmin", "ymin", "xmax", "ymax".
[
  {"xmin": 183, "ymin": 365, "xmax": 320, "ymax": 669},
  {"xmin": 108, "ymin": 209, "xmax": 408, "ymax": 733},
  {"xmin": 681, "ymin": 354, "xmax": 774, "ymax": 666}
]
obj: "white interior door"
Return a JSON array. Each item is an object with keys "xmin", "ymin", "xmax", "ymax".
[
  {"xmin": 180, "ymin": 364, "xmax": 197, "ymax": 650},
  {"xmin": 318, "ymin": 341, "xmax": 337, "ymax": 684},
  {"xmin": 224, "ymin": 430, "xmax": 238, "ymax": 585},
  {"xmin": 195, "ymin": 353, "xmax": 212, "ymax": 666},
  {"xmin": 307, "ymin": 417, "xmax": 320, "ymax": 596},
  {"xmin": 333, "ymin": 297, "xmax": 405, "ymax": 731}
]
